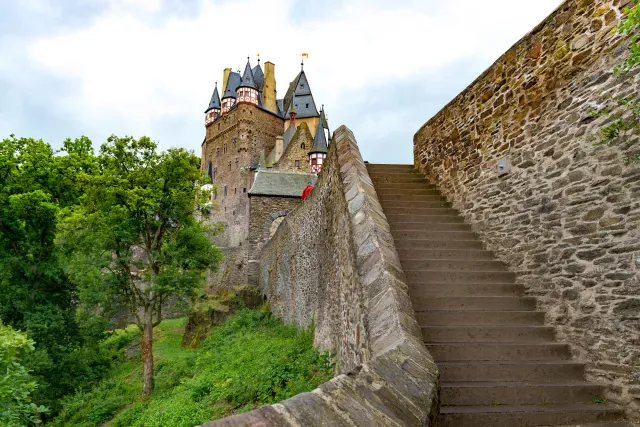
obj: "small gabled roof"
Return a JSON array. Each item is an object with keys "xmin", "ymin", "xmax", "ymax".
[
  {"xmin": 205, "ymin": 83, "xmax": 221, "ymax": 113},
  {"xmin": 238, "ymin": 59, "xmax": 256, "ymax": 90},
  {"xmin": 309, "ymin": 119, "xmax": 328, "ymax": 154},
  {"xmin": 249, "ymin": 170, "xmax": 317, "ymax": 197},
  {"xmin": 222, "ymin": 72, "xmax": 241, "ymax": 99}
]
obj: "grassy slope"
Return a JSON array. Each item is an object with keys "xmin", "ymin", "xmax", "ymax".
[{"xmin": 51, "ymin": 309, "xmax": 333, "ymax": 427}]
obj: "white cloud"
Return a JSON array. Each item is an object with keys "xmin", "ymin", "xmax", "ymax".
[{"xmin": 25, "ymin": 0, "xmax": 562, "ymax": 158}]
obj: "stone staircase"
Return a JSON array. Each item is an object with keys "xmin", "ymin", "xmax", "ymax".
[{"xmin": 367, "ymin": 164, "xmax": 630, "ymax": 427}]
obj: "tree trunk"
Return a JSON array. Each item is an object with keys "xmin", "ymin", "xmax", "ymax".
[{"xmin": 141, "ymin": 305, "xmax": 154, "ymax": 397}]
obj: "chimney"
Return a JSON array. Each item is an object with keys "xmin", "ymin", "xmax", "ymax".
[
  {"xmin": 222, "ymin": 68, "xmax": 232, "ymax": 95},
  {"xmin": 274, "ymin": 136, "xmax": 284, "ymax": 163},
  {"xmin": 262, "ymin": 61, "xmax": 277, "ymax": 113}
]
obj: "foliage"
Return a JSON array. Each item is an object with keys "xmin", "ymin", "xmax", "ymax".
[
  {"xmin": 593, "ymin": 1, "xmax": 640, "ymax": 163},
  {"xmin": 51, "ymin": 310, "xmax": 334, "ymax": 427},
  {"xmin": 57, "ymin": 135, "xmax": 222, "ymax": 395},
  {"xmin": 0, "ymin": 136, "xmax": 109, "ymax": 415},
  {"xmin": 0, "ymin": 323, "xmax": 48, "ymax": 426}
]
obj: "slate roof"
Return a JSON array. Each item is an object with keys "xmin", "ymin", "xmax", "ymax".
[
  {"xmin": 249, "ymin": 170, "xmax": 317, "ymax": 197},
  {"xmin": 283, "ymin": 122, "xmax": 297, "ymax": 149},
  {"xmin": 309, "ymin": 117, "xmax": 328, "ymax": 154},
  {"xmin": 252, "ymin": 64, "xmax": 264, "ymax": 91},
  {"xmin": 276, "ymin": 99, "xmax": 284, "ymax": 116},
  {"xmin": 205, "ymin": 84, "xmax": 221, "ymax": 113},
  {"xmin": 238, "ymin": 60, "xmax": 256, "ymax": 89},
  {"xmin": 320, "ymin": 106, "xmax": 329, "ymax": 129},
  {"xmin": 281, "ymin": 71, "xmax": 319, "ymax": 119},
  {"xmin": 222, "ymin": 72, "xmax": 241, "ymax": 99}
]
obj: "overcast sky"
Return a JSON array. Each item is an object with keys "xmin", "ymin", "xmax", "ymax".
[{"xmin": 0, "ymin": 0, "xmax": 562, "ymax": 164}]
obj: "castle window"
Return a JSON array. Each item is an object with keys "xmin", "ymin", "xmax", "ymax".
[
  {"xmin": 207, "ymin": 161, "xmax": 213, "ymax": 180},
  {"xmin": 295, "ymin": 160, "xmax": 300, "ymax": 167},
  {"xmin": 224, "ymin": 185, "xmax": 227, "ymax": 197},
  {"xmin": 234, "ymin": 188, "xmax": 237, "ymax": 195},
  {"xmin": 300, "ymin": 143, "xmax": 305, "ymax": 149},
  {"xmin": 306, "ymin": 103, "xmax": 309, "ymax": 108},
  {"xmin": 228, "ymin": 161, "xmax": 231, "ymax": 170},
  {"xmin": 243, "ymin": 188, "xmax": 246, "ymax": 193}
]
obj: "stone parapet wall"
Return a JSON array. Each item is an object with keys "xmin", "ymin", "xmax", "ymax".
[
  {"xmin": 414, "ymin": 0, "xmax": 639, "ymax": 413},
  {"xmin": 202, "ymin": 125, "xmax": 439, "ymax": 426}
]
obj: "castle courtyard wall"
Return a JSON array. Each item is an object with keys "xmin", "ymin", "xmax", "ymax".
[{"xmin": 414, "ymin": 0, "xmax": 640, "ymax": 413}]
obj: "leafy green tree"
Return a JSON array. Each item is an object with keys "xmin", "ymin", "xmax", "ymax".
[
  {"xmin": 58, "ymin": 136, "xmax": 222, "ymax": 396},
  {"xmin": 0, "ymin": 322, "xmax": 48, "ymax": 426},
  {"xmin": 0, "ymin": 136, "xmax": 106, "ymax": 415},
  {"xmin": 594, "ymin": 1, "xmax": 640, "ymax": 163}
]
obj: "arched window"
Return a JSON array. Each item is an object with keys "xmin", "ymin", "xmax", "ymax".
[
  {"xmin": 207, "ymin": 161, "xmax": 213, "ymax": 180},
  {"xmin": 300, "ymin": 143, "xmax": 305, "ymax": 149}
]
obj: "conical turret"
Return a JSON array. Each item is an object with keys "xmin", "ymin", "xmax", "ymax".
[
  {"xmin": 308, "ymin": 118, "xmax": 328, "ymax": 174},
  {"xmin": 237, "ymin": 57, "xmax": 258, "ymax": 106},
  {"xmin": 204, "ymin": 82, "xmax": 221, "ymax": 126}
]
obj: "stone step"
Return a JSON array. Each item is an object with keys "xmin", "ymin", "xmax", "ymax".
[
  {"xmin": 380, "ymin": 200, "xmax": 451, "ymax": 208},
  {"xmin": 376, "ymin": 188, "xmax": 442, "ymax": 196},
  {"xmin": 427, "ymin": 343, "xmax": 571, "ymax": 361},
  {"xmin": 405, "ymin": 270, "xmax": 517, "ymax": 284},
  {"xmin": 423, "ymin": 326, "xmax": 555, "ymax": 343},
  {"xmin": 369, "ymin": 174, "xmax": 437, "ymax": 188},
  {"xmin": 413, "ymin": 296, "xmax": 536, "ymax": 311},
  {"xmin": 378, "ymin": 193, "xmax": 447, "ymax": 202},
  {"xmin": 397, "ymin": 248, "xmax": 496, "ymax": 260},
  {"xmin": 366, "ymin": 163, "xmax": 414, "ymax": 171},
  {"xmin": 416, "ymin": 310, "xmax": 546, "ymax": 326},
  {"xmin": 386, "ymin": 214, "xmax": 465, "ymax": 224},
  {"xmin": 409, "ymin": 282, "xmax": 524, "ymax": 297},
  {"xmin": 392, "ymin": 230, "xmax": 477, "ymax": 241},
  {"xmin": 392, "ymin": 222, "xmax": 472, "ymax": 231},
  {"xmin": 439, "ymin": 404, "xmax": 625, "ymax": 427},
  {"xmin": 383, "ymin": 206, "xmax": 456, "ymax": 215},
  {"xmin": 441, "ymin": 381, "xmax": 603, "ymax": 406},
  {"xmin": 439, "ymin": 361, "xmax": 585, "ymax": 382},
  {"xmin": 394, "ymin": 238, "xmax": 484, "ymax": 250},
  {"xmin": 401, "ymin": 258, "xmax": 507, "ymax": 272},
  {"xmin": 372, "ymin": 182, "xmax": 435, "ymax": 190}
]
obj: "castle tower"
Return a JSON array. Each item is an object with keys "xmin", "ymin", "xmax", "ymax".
[
  {"xmin": 204, "ymin": 82, "xmax": 221, "ymax": 126},
  {"xmin": 221, "ymin": 71, "xmax": 240, "ymax": 114},
  {"xmin": 308, "ymin": 117, "xmax": 328, "ymax": 174},
  {"xmin": 236, "ymin": 58, "xmax": 259, "ymax": 106}
]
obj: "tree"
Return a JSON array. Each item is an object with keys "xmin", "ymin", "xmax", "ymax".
[
  {"xmin": 58, "ymin": 135, "xmax": 222, "ymax": 396},
  {"xmin": 0, "ymin": 136, "xmax": 106, "ymax": 415},
  {"xmin": 0, "ymin": 322, "xmax": 48, "ymax": 426}
]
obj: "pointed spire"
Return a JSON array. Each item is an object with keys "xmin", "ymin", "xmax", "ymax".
[
  {"xmin": 205, "ymin": 82, "xmax": 221, "ymax": 113},
  {"xmin": 320, "ymin": 105, "xmax": 329, "ymax": 130},
  {"xmin": 309, "ymin": 122, "xmax": 328, "ymax": 155},
  {"xmin": 238, "ymin": 57, "xmax": 256, "ymax": 89}
]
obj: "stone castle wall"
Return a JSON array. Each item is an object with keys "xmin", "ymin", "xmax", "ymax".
[
  {"xmin": 414, "ymin": 0, "xmax": 640, "ymax": 412},
  {"xmin": 202, "ymin": 126, "xmax": 439, "ymax": 426}
]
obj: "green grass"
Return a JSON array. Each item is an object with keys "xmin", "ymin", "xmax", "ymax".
[{"xmin": 50, "ymin": 309, "xmax": 334, "ymax": 427}]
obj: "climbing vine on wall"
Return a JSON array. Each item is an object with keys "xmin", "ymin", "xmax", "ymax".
[{"xmin": 594, "ymin": 0, "xmax": 640, "ymax": 163}]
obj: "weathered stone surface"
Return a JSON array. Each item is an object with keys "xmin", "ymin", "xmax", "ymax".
[
  {"xmin": 202, "ymin": 126, "xmax": 438, "ymax": 426},
  {"xmin": 413, "ymin": 0, "xmax": 640, "ymax": 416}
]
